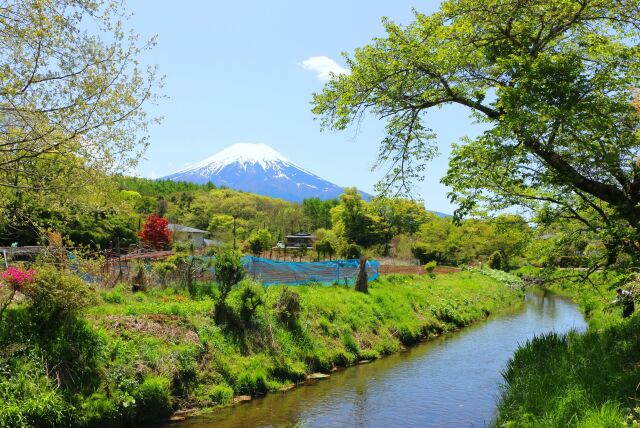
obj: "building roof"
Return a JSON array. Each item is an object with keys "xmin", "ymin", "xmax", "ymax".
[
  {"xmin": 168, "ymin": 224, "xmax": 207, "ymax": 234},
  {"xmin": 285, "ymin": 232, "xmax": 316, "ymax": 239}
]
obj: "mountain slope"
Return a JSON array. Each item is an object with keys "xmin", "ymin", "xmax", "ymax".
[{"xmin": 162, "ymin": 143, "xmax": 370, "ymax": 202}]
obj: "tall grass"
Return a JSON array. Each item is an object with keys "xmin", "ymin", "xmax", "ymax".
[{"xmin": 496, "ymin": 267, "xmax": 639, "ymax": 427}]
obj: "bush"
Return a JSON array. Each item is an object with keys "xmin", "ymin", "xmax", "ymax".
[
  {"xmin": 424, "ymin": 260, "xmax": 437, "ymax": 277},
  {"xmin": 273, "ymin": 287, "xmax": 302, "ymax": 328},
  {"xmin": 22, "ymin": 266, "xmax": 98, "ymax": 322},
  {"xmin": 214, "ymin": 249, "xmax": 245, "ymax": 302},
  {"xmin": 488, "ymin": 251, "xmax": 504, "ymax": 270},
  {"xmin": 152, "ymin": 261, "xmax": 177, "ymax": 286},
  {"xmin": 238, "ymin": 281, "xmax": 265, "ymax": 322},
  {"xmin": 208, "ymin": 384, "xmax": 234, "ymax": 405},
  {"xmin": 133, "ymin": 375, "xmax": 173, "ymax": 423}
]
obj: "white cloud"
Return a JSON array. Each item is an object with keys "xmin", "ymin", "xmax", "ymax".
[{"xmin": 300, "ymin": 56, "xmax": 350, "ymax": 81}]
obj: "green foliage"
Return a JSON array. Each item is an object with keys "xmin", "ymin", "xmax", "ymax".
[
  {"xmin": 214, "ymin": 249, "xmax": 245, "ymax": 320},
  {"xmin": 238, "ymin": 281, "xmax": 265, "ymax": 322},
  {"xmin": 23, "ymin": 266, "xmax": 99, "ymax": 322},
  {"xmin": 208, "ymin": 384, "xmax": 234, "ymax": 405},
  {"xmin": 412, "ymin": 243, "xmax": 436, "ymax": 264},
  {"xmin": 303, "ymin": 198, "xmax": 339, "ymax": 230},
  {"xmin": 0, "ymin": 356, "xmax": 73, "ymax": 428},
  {"xmin": 424, "ymin": 261, "xmax": 437, "ymax": 276},
  {"xmin": 331, "ymin": 188, "xmax": 387, "ymax": 248},
  {"xmin": 466, "ymin": 266, "xmax": 523, "ymax": 290},
  {"xmin": 488, "ymin": 251, "xmax": 504, "ymax": 270},
  {"xmin": 312, "ymin": 0, "xmax": 640, "ymax": 262},
  {"xmin": 411, "ymin": 214, "xmax": 531, "ymax": 266},
  {"xmin": 246, "ymin": 229, "xmax": 272, "ymax": 255},
  {"xmin": 315, "ymin": 238, "xmax": 336, "ymax": 260},
  {"xmin": 340, "ymin": 243, "xmax": 363, "ymax": 260},
  {"xmin": 0, "ymin": 0, "xmax": 158, "ymax": 248},
  {"xmin": 273, "ymin": 287, "xmax": 302, "ymax": 328},
  {"xmin": 497, "ymin": 316, "xmax": 640, "ymax": 427},
  {"xmin": 132, "ymin": 376, "xmax": 173, "ymax": 423}
]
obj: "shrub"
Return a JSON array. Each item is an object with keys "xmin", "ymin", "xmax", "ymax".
[
  {"xmin": 238, "ymin": 281, "xmax": 265, "ymax": 322},
  {"xmin": 208, "ymin": 384, "xmax": 234, "ymax": 405},
  {"xmin": 273, "ymin": 287, "xmax": 302, "ymax": 328},
  {"xmin": 488, "ymin": 251, "xmax": 504, "ymax": 270},
  {"xmin": 424, "ymin": 260, "xmax": 437, "ymax": 277},
  {"xmin": 22, "ymin": 266, "xmax": 98, "ymax": 322},
  {"xmin": 214, "ymin": 249, "xmax": 245, "ymax": 302},
  {"xmin": 152, "ymin": 261, "xmax": 177, "ymax": 286},
  {"xmin": 0, "ymin": 267, "xmax": 36, "ymax": 322},
  {"xmin": 133, "ymin": 375, "xmax": 173, "ymax": 423}
]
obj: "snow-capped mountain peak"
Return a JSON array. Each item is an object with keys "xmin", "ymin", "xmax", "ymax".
[
  {"xmin": 175, "ymin": 143, "xmax": 293, "ymax": 174},
  {"xmin": 163, "ymin": 143, "xmax": 371, "ymax": 202}
]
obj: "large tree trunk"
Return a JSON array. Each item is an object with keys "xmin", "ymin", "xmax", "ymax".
[{"xmin": 355, "ymin": 257, "xmax": 368, "ymax": 293}]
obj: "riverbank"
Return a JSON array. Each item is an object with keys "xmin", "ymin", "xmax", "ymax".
[
  {"xmin": 0, "ymin": 271, "xmax": 522, "ymax": 427},
  {"xmin": 496, "ymin": 268, "xmax": 640, "ymax": 426}
]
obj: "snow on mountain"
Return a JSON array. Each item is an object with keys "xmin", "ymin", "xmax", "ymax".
[{"xmin": 162, "ymin": 143, "xmax": 371, "ymax": 202}]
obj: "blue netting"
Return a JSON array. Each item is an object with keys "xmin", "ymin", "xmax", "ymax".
[{"xmin": 238, "ymin": 257, "xmax": 379, "ymax": 286}]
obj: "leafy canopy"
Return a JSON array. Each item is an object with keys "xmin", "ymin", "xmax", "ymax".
[{"xmin": 312, "ymin": 0, "xmax": 640, "ymax": 259}]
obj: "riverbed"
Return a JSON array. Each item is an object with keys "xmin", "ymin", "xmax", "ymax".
[{"xmin": 170, "ymin": 289, "xmax": 586, "ymax": 428}]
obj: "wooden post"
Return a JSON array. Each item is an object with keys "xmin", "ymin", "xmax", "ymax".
[{"xmin": 355, "ymin": 257, "xmax": 368, "ymax": 293}]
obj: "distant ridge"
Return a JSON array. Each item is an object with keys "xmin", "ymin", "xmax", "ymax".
[{"xmin": 162, "ymin": 143, "xmax": 372, "ymax": 202}]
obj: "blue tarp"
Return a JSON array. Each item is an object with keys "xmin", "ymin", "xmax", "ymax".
[{"xmin": 238, "ymin": 256, "xmax": 379, "ymax": 286}]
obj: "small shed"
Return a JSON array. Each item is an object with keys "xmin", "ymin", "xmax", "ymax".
[
  {"xmin": 284, "ymin": 232, "xmax": 316, "ymax": 249},
  {"xmin": 168, "ymin": 224, "xmax": 209, "ymax": 248}
]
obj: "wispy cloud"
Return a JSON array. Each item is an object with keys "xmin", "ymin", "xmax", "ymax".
[{"xmin": 300, "ymin": 56, "xmax": 350, "ymax": 81}]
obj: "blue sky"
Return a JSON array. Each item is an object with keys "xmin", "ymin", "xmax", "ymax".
[{"xmin": 129, "ymin": 1, "xmax": 486, "ymax": 214}]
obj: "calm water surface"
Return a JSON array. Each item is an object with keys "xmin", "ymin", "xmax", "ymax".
[{"xmin": 171, "ymin": 289, "xmax": 586, "ymax": 428}]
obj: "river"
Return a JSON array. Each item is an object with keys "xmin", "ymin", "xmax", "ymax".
[{"xmin": 170, "ymin": 289, "xmax": 587, "ymax": 428}]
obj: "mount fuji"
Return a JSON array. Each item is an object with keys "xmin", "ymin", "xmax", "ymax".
[{"xmin": 162, "ymin": 143, "xmax": 372, "ymax": 202}]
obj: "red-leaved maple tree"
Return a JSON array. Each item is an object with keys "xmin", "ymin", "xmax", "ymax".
[{"xmin": 139, "ymin": 214, "xmax": 172, "ymax": 249}]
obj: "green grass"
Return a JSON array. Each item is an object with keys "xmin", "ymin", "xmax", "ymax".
[
  {"xmin": 496, "ymin": 267, "xmax": 640, "ymax": 427},
  {"xmin": 0, "ymin": 272, "xmax": 522, "ymax": 427}
]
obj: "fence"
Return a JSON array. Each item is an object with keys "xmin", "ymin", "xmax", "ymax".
[{"xmin": 238, "ymin": 256, "xmax": 379, "ymax": 286}]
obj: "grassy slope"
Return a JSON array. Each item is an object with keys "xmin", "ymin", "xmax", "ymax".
[
  {"xmin": 1, "ymin": 271, "xmax": 523, "ymax": 427},
  {"xmin": 496, "ymin": 268, "xmax": 640, "ymax": 427},
  {"xmin": 91, "ymin": 272, "xmax": 522, "ymax": 405}
]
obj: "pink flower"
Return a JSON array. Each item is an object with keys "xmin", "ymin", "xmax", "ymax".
[{"xmin": 1, "ymin": 267, "xmax": 36, "ymax": 288}]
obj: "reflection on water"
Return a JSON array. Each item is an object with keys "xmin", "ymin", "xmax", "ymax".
[{"xmin": 170, "ymin": 289, "xmax": 586, "ymax": 428}]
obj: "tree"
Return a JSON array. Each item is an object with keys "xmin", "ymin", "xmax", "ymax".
[
  {"xmin": 0, "ymin": 1, "xmax": 158, "ymax": 189},
  {"xmin": 214, "ymin": 249, "xmax": 245, "ymax": 319},
  {"xmin": 315, "ymin": 238, "xmax": 336, "ymax": 260},
  {"xmin": 0, "ymin": 0, "xmax": 158, "ymax": 246},
  {"xmin": 246, "ymin": 229, "xmax": 272, "ymax": 256},
  {"xmin": 312, "ymin": 0, "xmax": 640, "ymax": 261},
  {"xmin": 139, "ymin": 214, "xmax": 171, "ymax": 249},
  {"xmin": 303, "ymin": 198, "xmax": 339, "ymax": 230},
  {"xmin": 331, "ymin": 188, "xmax": 386, "ymax": 247}
]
